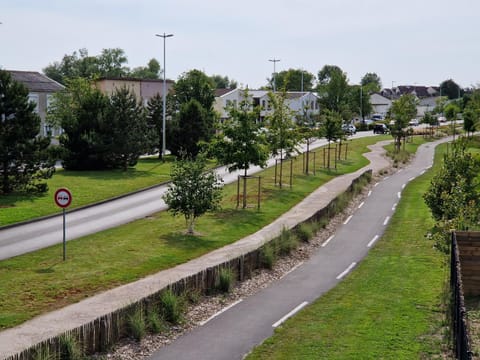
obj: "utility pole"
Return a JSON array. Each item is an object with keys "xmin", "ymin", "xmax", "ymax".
[{"xmin": 269, "ymin": 58, "xmax": 280, "ymax": 92}]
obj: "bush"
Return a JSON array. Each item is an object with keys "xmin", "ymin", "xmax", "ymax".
[
  {"xmin": 127, "ymin": 307, "xmax": 146, "ymax": 341},
  {"xmin": 160, "ymin": 289, "xmax": 184, "ymax": 324},
  {"xmin": 278, "ymin": 228, "xmax": 298, "ymax": 255},
  {"xmin": 33, "ymin": 347, "xmax": 53, "ymax": 360},
  {"xmin": 59, "ymin": 334, "xmax": 83, "ymax": 360},
  {"xmin": 296, "ymin": 222, "xmax": 314, "ymax": 242},
  {"xmin": 216, "ymin": 267, "xmax": 236, "ymax": 293},
  {"xmin": 261, "ymin": 243, "xmax": 277, "ymax": 270},
  {"xmin": 147, "ymin": 309, "xmax": 166, "ymax": 334}
]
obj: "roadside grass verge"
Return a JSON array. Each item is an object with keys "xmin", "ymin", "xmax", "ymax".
[
  {"xmin": 246, "ymin": 142, "xmax": 449, "ymax": 359},
  {"xmin": 0, "ymin": 136, "xmax": 391, "ymax": 330}
]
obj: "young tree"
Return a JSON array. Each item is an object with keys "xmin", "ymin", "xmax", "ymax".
[
  {"xmin": 0, "ymin": 70, "xmax": 54, "ymax": 194},
  {"xmin": 463, "ymin": 89, "xmax": 480, "ymax": 137},
  {"xmin": 209, "ymin": 91, "xmax": 269, "ymax": 208},
  {"xmin": 444, "ymin": 102, "xmax": 460, "ymax": 141},
  {"xmin": 163, "ymin": 155, "xmax": 223, "ymax": 235},
  {"xmin": 107, "ymin": 87, "xmax": 148, "ymax": 170},
  {"xmin": 296, "ymin": 103, "xmax": 318, "ymax": 174},
  {"xmin": 266, "ymin": 91, "xmax": 300, "ymax": 187},
  {"xmin": 319, "ymin": 109, "xmax": 343, "ymax": 169},
  {"xmin": 389, "ymin": 94, "xmax": 418, "ymax": 152}
]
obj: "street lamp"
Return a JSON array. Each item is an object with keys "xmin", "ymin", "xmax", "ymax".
[
  {"xmin": 269, "ymin": 58, "xmax": 280, "ymax": 92},
  {"xmin": 155, "ymin": 32, "xmax": 174, "ymax": 160}
]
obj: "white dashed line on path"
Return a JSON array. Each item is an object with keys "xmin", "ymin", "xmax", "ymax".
[
  {"xmin": 322, "ymin": 235, "xmax": 335, "ymax": 247},
  {"xmin": 272, "ymin": 301, "xmax": 309, "ymax": 328},
  {"xmin": 336, "ymin": 262, "xmax": 357, "ymax": 280},
  {"xmin": 200, "ymin": 299, "xmax": 243, "ymax": 326},
  {"xmin": 343, "ymin": 215, "xmax": 353, "ymax": 225},
  {"xmin": 367, "ymin": 235, "xmax": 379, "ymax": 248},
  {"xmin": 383, "ymin": 216, "xmax": 390, "ymax": 226}
]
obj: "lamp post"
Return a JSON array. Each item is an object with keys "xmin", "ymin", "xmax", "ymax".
[
  {"xmin": 269, "ymin": 58, "xmax": 280, "ymax": 92},
  {"xmin": 155, "ymin": 32, "xmax": 174, "ymax": 160}
]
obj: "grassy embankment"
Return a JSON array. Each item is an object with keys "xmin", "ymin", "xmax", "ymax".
[
  {"xmin": 0, "ymin": 135, "xmax": 396, "ymax": 330},
  {"xmin": 247, "ymin": 140, "xmax": 450, "ymax": 359}
]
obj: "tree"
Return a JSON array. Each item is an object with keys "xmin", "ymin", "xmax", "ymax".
[
  {"xmin": 318, "ymin": 109, "xmax": 343, "ymax": 169},
  {"xmin": 388, "ymin": 94, "xmax": 418, "ymax": 152},
  {"xmin": 348, "ymin": 85, "xmax": 372, "ymax": 120},
  {"xmin": 106, "ymin": 87, "xmax": 149, "ymax": 170},
  {"xmin": 361, "ymin": 72, "xmax": 382, "ymax": 93},
  {"xmin": 317, "ymin": 65, "xmax": 349, "ymax": 113},
  {"xmin": 463, "ymin": 89, "xmax": 480, "ymax": 137},
  {"xmin": 130, "ymin": 58, "xmax": 161, "ymax": 79},
  {"xmin": 174, "ymin": 69, "xmax": 216, "ymax": 111},
  {"xmin": 146, "ymin": 93, "xmax": 164, "ymax": 159},
  {"xmin": 209, "ymin": 74, "xmax": 237, "ymax": 89},
  {"xmin": 209, "ymin": 90, "xmax": 269, "ymax": 208},
  {"xmin": 422, "ymin": 112, "xmax": 438, "ymax": 138},
  {"xmin": 273, "ymin": 69, "xmax": 315, "ymax": 91},
  {"xmin": 440, "ymin": 79, "xmax": 462, "ymax": 100},
  {"xmin": 296, "ymin": 103, "xmax": 318, "ymax": 174},
  {"xmin": 444, "ymin": 102, "xmax": 460, "ymax": 141},
  {"xmin": 169, "ymin": 99, "xmax": 214, "ymax": 158},
  {"xmin": 163, "ymin": 155, "xmax": 223, "ymax": 235},
  {"xmin": 0, "ymin": 70, "xmax": 54, "ymax": 194},
  {"xmin": 266, "ymin": 91, "xmax": 300, "ymax": 187}
]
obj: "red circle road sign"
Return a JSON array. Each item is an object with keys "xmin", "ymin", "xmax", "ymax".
[{"xmin": 54, "ymin": 188, "xmax": 72, "ymax": 208}]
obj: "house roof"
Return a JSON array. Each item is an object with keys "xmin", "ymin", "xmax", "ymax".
[
  {"xmin": 8, "ymin": 70, "xmax": 64, "ymax": 93},
  {"xmin": 96, "ymin": 77, "xmax": 174, "ymax": 84},
  {"xmin": 215, "ymin": 88, "xmax": 235, "ymax": 97}
]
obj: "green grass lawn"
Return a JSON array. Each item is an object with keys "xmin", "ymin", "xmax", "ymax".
[
  {"xmin": 0, "ymin": 135, "xmax": 397, "ymax": 330},
  {"xmin": 246, "ymin": 142, "xmax": 450, "ymax": 359}
]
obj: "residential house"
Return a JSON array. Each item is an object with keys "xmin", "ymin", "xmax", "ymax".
[
  {"xmin": 214, "ymin": 88, "xmax": 320, "ymax": 123},
  {"xmin": 369, "ymin": 93, "xmax": 392, "ymax": 118},
  {"xmin": 8, "ymin": 70, "xmax": 64, "ymax": 137},
  {"xmin": 94, "ymin": 77, "xmax": 174, "ymax": 106}
]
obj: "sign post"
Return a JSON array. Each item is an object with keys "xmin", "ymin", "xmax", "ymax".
[{"xmin": 54, "ymin": 188, "xmax": 72, "ymax": 261}]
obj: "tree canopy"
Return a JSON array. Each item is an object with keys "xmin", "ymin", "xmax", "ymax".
[
  {"xmin": 389, "ymin": 94, "xmax": 418, "ymax": 152},
  {"xmin": 439, "ymin": 79, "xmax": 462, "ymax": 100},
  {"xmin": 0, "ymin": 70, "xmax": 54, "ymax": 194},
  {"xmin": 209, "ymin": 74, "xmax": 237, "ymax": 89},
  {"xmin": 43, "ymin": 48, "xmax": 161, "ymax": 84},
  {"xmin": 361, "ymin": 72, "xmax": 382, "ymax": 93},
  {"xmin": 174, "ymin": 69, "xmax": 216, "ymax": 110},
  {"xmin": 317, "ymin": 65, "xmax": 349, "ymax": 113},
  {"xmin": 273, "ymin": 68, "xmax": 315, "ymax": 91}
]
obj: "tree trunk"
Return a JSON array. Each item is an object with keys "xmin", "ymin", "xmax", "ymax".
[
  {"xmin": 186, "ymin": 214, "xmax": 195, "ymax": 235},
  {"xmin": 243, "ymin": 168, "xmax": 247, "ymax": 209},
  {"xmin": 305, "ymin": 141, "xmax": 310, "ymax": 174}
]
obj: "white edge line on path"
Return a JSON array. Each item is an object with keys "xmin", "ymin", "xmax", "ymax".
[
  {"xmin": 200, "ymin": 299, "xmax": 243, "ymax": 326},
  {"xmin": 281, "ymin": 261, "xmax": 304, "ymax": 279},
  {"xmin": 409, "ymin": 177, "xmax": 415, "ymax": 181},
  {"xmin": 374, "ymin": 182, "xmax": 379, "ymax": 187},
  {"xmin": 384, "ymin": 176, "xmax": 390, "ymax": 180},
  {"xmin": 402, "ymin": 183, "xmax": 406, "ymax": 189},
  {"xmin": 367, "ymin": 190, "xmax": 372, "ymax": 197},
  {"xmin": 383, "ymin": 216, "xmax": 390, "ymax": 226},
  {"xmin": 397, "ymin": 192, "xmax": 401, "ymax": 199},
  {"xmin": 343, "ymin": 215, "xmax": 353, "ymax": 225},
  {"xmin": 392, "ymin": 203, "xmax": 397, "ymax": 211},
  {"xmin": 336, "ymin": 262, "xmax": 357, "ymax": 280},
  {"xmin": 358, "ymin": 201, "xmax": 365, "ymax": 209},
  {"xmin": 367, "ymin": 235, "xmax": 379, "ymax": 248},
  {"xmin": 322, "ymin": 235, "xmax": 335, "ymax": 247},
  {"xmin": 272, "ymin": 301, "xmax": 309, "ymax": 328},
  {"xmin": 420, "ymin": 170, "xmax": 426, "ymax": 175}
]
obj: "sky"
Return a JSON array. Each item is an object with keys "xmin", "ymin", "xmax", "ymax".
[{"xmin": 1, "ymin": 0, "xmax": 479, "ymax": 89}]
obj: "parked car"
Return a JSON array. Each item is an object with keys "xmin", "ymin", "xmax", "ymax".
[
  {"xmin": 342, "ymin": 123, "xmax": 356, "ymax": 135},
  {"xmin": 373, "ymin": 123, "xmax": 389, "ymax": 134},
  {"xmin": 371, "ymin": 114, "xmax": 384, "ymax": 121},
  {"xmin": 437, "ymin": 116, "xmax": 447, "ymax": 123},
  {"xmin": 409, "ymin": 118, "xmax": 419, "ymax": 126}
]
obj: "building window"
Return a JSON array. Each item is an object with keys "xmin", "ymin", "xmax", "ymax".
[{"xmin": 28, "ymin": 94, "xmax": 39, "ymax": 113}]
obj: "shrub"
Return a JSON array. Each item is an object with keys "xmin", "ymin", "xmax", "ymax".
[
  {"xmin": 160, "ymin": 289, "xmax": 184, "ymax": 324},
  {"xmin": 33, "ymin": 347, "xmax": 53, "ymax": 360},
  {"xmin": 278, "ymin": 228, "xmax": 298, "ymax": 255},
  {"xmin": 147, "ymin": 309, "xmax": 166, "ymax": 334},
  {"xmin": 296, "ymin": 222, "xmax": 314, "ymax": 242},
  {"xmin": 59, "ymin": 334, "xmax": 83, "ymax": 360},
  {"xmin": 127, "ymin": 307, "xmax": 146, "ymax": 341},
  {"xmin": 261, "ymin": 243, "xmax": 277, "ymax": 270},
  {"xmin": 216, "ymin": 267, "xmax": 236, "ymax": 293}
]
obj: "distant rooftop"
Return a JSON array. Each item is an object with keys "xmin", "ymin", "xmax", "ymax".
[{"xmin": 7, "ymin": 70, "xmax": 64, "ymax": 93}]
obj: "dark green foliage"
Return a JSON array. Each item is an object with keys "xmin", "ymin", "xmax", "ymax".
[
  {"xmin": 389, "ymin": 94, "xmax": 418, "ymax": 152},
  {"xmin": 160, "ymin": 289, "xmax": 184, "ymax": 324},
  {"xmin": 127, "ymin": 307, "xmax": 146, "ymax": 341},
  {"xmin": 174, "ymin": 69, "xmax": 215, "ymax": 111},
  {"xmin": 296, "ymin": 222, "xmax": 314, "ymax": 242},
  {"xmin": 209, "ymin": 74, "xmax": 237, "ymax": 89},
  {"xmin": 216, "ymin": 267, "xmax": 236, "ymax": 293},
  {"xmin": 277, "ymin": 227, "xmax": 298, "ymax": 255},
  {"xmin": 168, "ymin": 99, "xmax": 214, "ymax": 158},
  {"xmin": 260, "ymin": 243, "xmax": 277, "ymax": 270},
  {"xmin": 147, "ymin": 309, "xmax": 166, "ymax": 334},
  {"xmin": 59, "ymin": 334, "xmax": 83, "ymax": 360},
  {"xmin": 360, "ymin": 72, "xmax": 382, "ymax": 93},
  {"xmin": 439, "ymin": 79, "xmax": 462, "ymax": 100},
  {"xmin": 272, "ymin": 68, "xmax": 315, "ymax": 91},
  {"xmin": 0, "ymin": 70, "xmax": 54, "ymax": 194}
]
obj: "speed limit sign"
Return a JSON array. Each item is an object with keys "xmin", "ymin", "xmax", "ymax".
[{"xmin": 54, "ymin": 188, "xmax": 72, "ymax": 208}]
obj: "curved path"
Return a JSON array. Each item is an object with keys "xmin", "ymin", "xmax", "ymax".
[
  {"xmin": 0, "ymin": 133, "xmax": 373, "ymax": 260},
  {"xmin": 148, "ymin": 137, "xmax": 450, "ymax": 360}
]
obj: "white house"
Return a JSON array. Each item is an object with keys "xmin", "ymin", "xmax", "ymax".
[
  {"xmin": 369, "ymin": 93, "xmax": 392, "ymax": 117},
  {"xmin": 214, "ymin": 88, "xmax": 320, "ymax": 123}
]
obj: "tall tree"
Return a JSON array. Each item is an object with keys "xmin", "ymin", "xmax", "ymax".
[
  {"xmin": 209, "ymin": 74, "xmax": 237, "ymax": 89},
  {"xmin": 169, "ymin": 99, "xmax": 214, "ymax": 158},
  {"xmin": 273, "ymin": 69, "xmax": 315, "ymax": 91},
  {"xmin": 0, "ymin": 70, "xmax": 54, "ymax": 194},
  {"xmin": 96, "ymin": 48, "xmax": 129, "ymax": 78},
  {"xmin": 174, "ymin": 69, "xmax": 216, "ymax": 110},
  {"xmin": 361, "ymin": 72, "xmax": 382, "ymax": 93},
  {"xmin": 107, "ymin": 87, "xmax": 148, "ymax": 170},
  {"xmin": 348, "ymin": 85, "xmax": 372, "ymax": 120},
  {"xmin": 317, "ymin": 65, "xmax": 349, "ymax": 112},
  {"xmin": 440, "ymin": 79, "xmax": 462, "ymax": 100},
  {"xmin": 389, "ymin": 94, "xmax": 418, "ymax": 152},
  {"xmin": 163, "ymin": 155, "xmax": 223, "ymax": 235},
  {"xmin": 209, "ymin": 90, "xmax": 269, "ymax": 208},
  {"xmin": 130, "ymin": 58, "xmax": 161, "ymax": 79}
]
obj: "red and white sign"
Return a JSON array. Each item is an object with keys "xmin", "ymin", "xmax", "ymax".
[{"xmin": 54, "ymin": 188, "xmax": 72, "ymax": 208}]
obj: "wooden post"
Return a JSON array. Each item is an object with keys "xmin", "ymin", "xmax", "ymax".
[
  {"xmin": 257, "ymin": 176, "xmax": 261, "ymax": 210},
  {"xmin": 290, "ymin": 158, "xmax": 293, "ymax": 187}
]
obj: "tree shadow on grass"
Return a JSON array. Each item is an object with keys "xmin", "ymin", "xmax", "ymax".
[{"xmin": 163, "ymin": 232, "xmax": 215, "ymax": 251}]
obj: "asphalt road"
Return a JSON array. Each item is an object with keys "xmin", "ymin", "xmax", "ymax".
[
  {"xmin": 147, "ymin": 138, "xmax": 448, "ymax": 360},
  {"xmin": 0, "ymin": 132, "xmax": 374, "ymax": 261}
]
